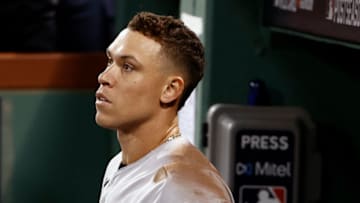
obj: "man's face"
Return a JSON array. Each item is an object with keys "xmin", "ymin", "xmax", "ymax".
[{"xmin": 95, "ymin": 28, "xmax": 167, "ymax": 130}]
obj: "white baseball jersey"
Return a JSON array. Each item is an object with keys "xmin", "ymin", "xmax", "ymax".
[{"xmin": 99, "ymin": 136, "xmax": 234, "ymax": 203}]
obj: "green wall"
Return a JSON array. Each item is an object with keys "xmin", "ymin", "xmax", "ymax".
[
  {"xmin": 115, "ymin": 0, "xmax": 180, "ymax": 32},
  {"xmin": 1, "ymin": 91, "xmax": 113, "ymax": 203},
  {"xmin": 202, "ymin": 0, "xmax": 360, "ymax": 202}
]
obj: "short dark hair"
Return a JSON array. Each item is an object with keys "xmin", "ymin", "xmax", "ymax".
[{"xmin": 127, "ymin": 12, "xmax": 205, "ymax": 109}]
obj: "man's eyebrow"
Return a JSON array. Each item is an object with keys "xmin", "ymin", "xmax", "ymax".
[
  {"xmin": 106, "ymin": 48, "xmax": 142, "ymax": 65},
  {"xmin": 118, "ymin": 55, "xmax": 141, "ymax": 64},
  {"xmin": 119, "ymin": 55, "xmax": 136, "ymax": 60}
]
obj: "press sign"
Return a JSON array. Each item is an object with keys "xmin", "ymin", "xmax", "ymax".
[{"xmin": 234, "ymin": 130, "xmax": 297, "ymax": 203}]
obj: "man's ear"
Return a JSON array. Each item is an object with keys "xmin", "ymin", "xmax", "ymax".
[{"xmin": 160, "ymin": 76, "xmax": 184, "ymax": 106}]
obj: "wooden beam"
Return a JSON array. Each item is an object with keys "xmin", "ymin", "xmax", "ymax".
[{"xmin": 0, "ymin": 53, "xmax": 106, "ymax": 89}]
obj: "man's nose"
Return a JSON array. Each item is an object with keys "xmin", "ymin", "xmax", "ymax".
[{"xmin": 98, "ymin": 66, "xmax": 112, "ymax": 86}]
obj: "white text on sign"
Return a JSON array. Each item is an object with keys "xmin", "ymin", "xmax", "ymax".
[
  {"xmin": 241, "ymin": 135, "xmax": 289, "ymax": 151},
  {"xmin": 236, "ymin": 161, "xmax": 291, "ymax": 178}
]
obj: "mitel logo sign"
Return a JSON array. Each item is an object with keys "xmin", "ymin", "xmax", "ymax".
[{"xmin": 236, "ymin": 161, "xmax": 291, "ymax": 178}]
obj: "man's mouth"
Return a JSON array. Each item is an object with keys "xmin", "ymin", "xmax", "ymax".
[{"xmin": 96, "ymin": 92, "xmax": 111, "ymax": 103}]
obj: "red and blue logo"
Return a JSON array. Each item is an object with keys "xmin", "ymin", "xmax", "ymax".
[{"xmin": 239, "ymin": 185, "xmax": 286, "ymax": 203}]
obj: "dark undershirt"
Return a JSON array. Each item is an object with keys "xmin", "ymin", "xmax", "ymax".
[{"xmin": 118, "ymin": 162, "xmax": 127, "ymax": 170}]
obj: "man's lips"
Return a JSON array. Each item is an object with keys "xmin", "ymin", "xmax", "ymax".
[{"xmin": 96, "ymin": 92, "xmax": 111, "ymax": 103}]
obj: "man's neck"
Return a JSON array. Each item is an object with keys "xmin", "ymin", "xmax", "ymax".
[{"xmin": 117, "ymin": 114, "xmax": 180, "ymax": 165}]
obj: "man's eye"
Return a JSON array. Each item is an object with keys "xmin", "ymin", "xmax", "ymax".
[
  {"xmin": 107, "ymin": 58, "xmax": 113, "ymax": 66},
  {"xmin": 123, "ymin": 63, "xmax": 133, "ymax": 72}
]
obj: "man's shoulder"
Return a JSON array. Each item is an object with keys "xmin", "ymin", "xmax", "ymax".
[
  {"xmin": 155, "ymin": 161, "xmax": 233, "ymax": 202},
  {"xmin": 159, "ymin": 137, "xmax": 208, "ymax": 160},
  {"xmin": 152, "ymin": 137, "xmax": 234, "ymax": 202},
  {"xmin": 156, "ymin": 136, "xmax": 218, "ymax": 173}
]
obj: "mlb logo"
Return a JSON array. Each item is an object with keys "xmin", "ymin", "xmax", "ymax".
[{"xmin": 239, "ymin": 185, "xmax": 286, "ymax": 203}]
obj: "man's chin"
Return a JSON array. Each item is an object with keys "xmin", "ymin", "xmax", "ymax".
[{"xmin": 95, "ymin": 116, "xmax": 116, "ymax": 130}]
